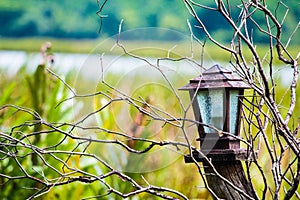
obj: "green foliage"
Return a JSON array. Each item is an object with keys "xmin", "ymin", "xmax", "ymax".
[
  {"xmin": 0, "ymin": 62, "xmax": 75, "ymax": 199},
  {"xmin": 0, "ymin": 0, "xmax": 299, "ymax": 48},
  {"xmin": 0, "ymin": 0, "xmax": 99, "ymax": 38}
]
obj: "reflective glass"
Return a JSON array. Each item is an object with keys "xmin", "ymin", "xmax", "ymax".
[
  {"xmin": 230, "ymin": 90, "xmax": 239, "ymax": 134},
  {"xmin": 197, "ymin": 89, "xmax": 224, "ymax": 133}
]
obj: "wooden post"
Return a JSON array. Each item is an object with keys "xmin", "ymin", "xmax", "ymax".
[
  {"xmin": 185, "ymin": 150, "xmax": 257, "ymax": 199},
  {"xmin": 203, "ymin": 161, "xmax": 256, "ymax": 200}
]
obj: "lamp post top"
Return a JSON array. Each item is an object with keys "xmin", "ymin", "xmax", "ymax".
[{"xmin": 179, "ymin": 64, "xmax": 251, "ymax": 90}]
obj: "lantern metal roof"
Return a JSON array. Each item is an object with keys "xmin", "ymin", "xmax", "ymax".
[{"xmin": 179, "ymin": 64, "xmax": 250, "ymax": 90}]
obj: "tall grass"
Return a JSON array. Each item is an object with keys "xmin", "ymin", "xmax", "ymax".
[{"xmin": 0, "ymin": 59, "xmax": 211, "ymax": 199}]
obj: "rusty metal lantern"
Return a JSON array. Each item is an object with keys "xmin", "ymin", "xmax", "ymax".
[{"xmin": 180, "ymin": 64, "xmax": 252, "ymax": 162}]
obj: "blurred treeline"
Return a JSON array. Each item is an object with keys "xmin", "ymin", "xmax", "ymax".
[
  {"xmin": 0, "ymin": 0, "xmax": 299, "ymax": 44},
  {"xmin": 0, "ymin": 0, "xmax": 189, "ymax": 39}
]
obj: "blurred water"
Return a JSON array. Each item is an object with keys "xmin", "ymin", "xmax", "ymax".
[
  {"xmin": 0, "ymin": 50, "xmax": 90, "ymax": 75},
  {"xmin": 0, "ymin": 50, "xmax": 202, "ymax": 79},
  {"xmin": 0, "ymin": 50, "xmax": 294, "ymax": 86}
]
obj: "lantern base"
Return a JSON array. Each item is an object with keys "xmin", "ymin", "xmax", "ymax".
[
  {"xmin": 184, "ymin": 149, "xmax": 257, "ymax": 163},
  {"xmin": 197, "ymin": 135, "xmax": 241, "ymax": 150}
]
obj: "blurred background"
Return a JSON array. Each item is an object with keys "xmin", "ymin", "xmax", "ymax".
[
  {"xmin": 0, "ymin": 0, "xmax": 299, "ymax": 199},
  {"xmin": 0, "ymin": 0, "xmax": 298, "ymax": 48},
  {"xmin": 0, "ymin": 0, "xmax": 191, "ymax": 50}
]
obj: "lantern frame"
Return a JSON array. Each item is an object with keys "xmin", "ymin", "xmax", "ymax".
[{"xmin": 180, "ymin": 64, "xmax": 254, "ymax": 161}]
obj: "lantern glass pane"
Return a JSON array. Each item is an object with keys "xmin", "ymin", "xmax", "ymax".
[
  {"xmin": 230, "ymin": 90, "xmax": 239, "ymax": 134},
  {"xmin": 197, "ymin": 89, "xmax": 224, "ymax": 133}
]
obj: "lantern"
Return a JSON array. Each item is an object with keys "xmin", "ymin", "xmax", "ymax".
[{"xmin": 180, "ymin": 64, "xmax": 252, "ymax": 162}]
